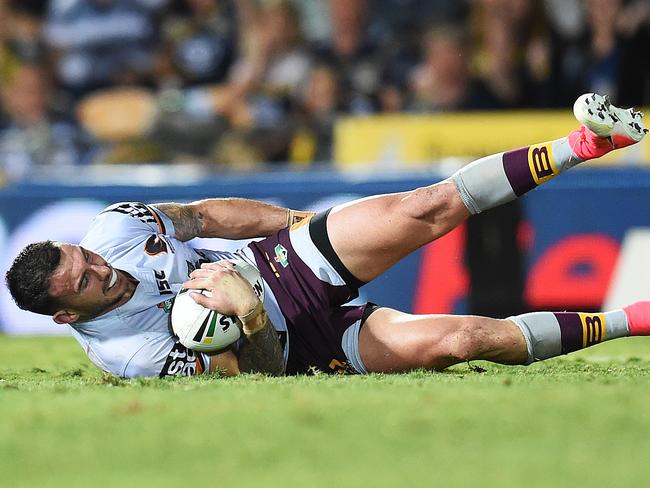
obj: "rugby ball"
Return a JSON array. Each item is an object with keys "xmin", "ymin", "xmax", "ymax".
[{"xmin": 170, "ymin": 259, "xmax": 264, "ymax": 352}]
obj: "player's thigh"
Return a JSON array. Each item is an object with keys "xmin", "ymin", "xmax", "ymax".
[
  {"xmin": 358, "ymin": 307, "xmax": 470, "ymax": 372},
  {"xmin": 326, "ymin": 181, "xmax": 467, "ymax": 282}
]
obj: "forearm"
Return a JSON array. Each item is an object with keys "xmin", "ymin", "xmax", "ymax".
[
  {"xmin": 154, "ymin": 198, "xmax": 313, "ymax": 241},
  {"xmin": 196, "ymin": 198, "xmax": 288, "ymax": 239},
  {"xmin": 237, "ymin": 317, "xmax": 285, "ymax": 376}
]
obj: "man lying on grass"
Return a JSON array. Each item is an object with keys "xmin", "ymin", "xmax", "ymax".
[{"xmin": 6, "ymin": 93, "xmax": 650, "ymax": 378}]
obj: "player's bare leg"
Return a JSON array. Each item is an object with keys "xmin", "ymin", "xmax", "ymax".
[
  {"xmin": 359, "ymin": 302, "xmax": 650, "ymax": 373},
  {"xmin": 327, "ymin": 93, "xmax": 647, "ymax": 283},
  {"xmin": 327, "ymin": 181, "xmax": 469, "ymax": 282},
  {"xmin": 328, "ymin": 94, "xmax": 648, "ymax": 373},
  {"xmin": 359, "ymin": 309, "xmax": 528, "ymax": 372}
]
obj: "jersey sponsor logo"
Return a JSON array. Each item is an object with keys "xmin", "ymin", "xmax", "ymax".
[
  {"xmin": 274, "ymin": 244, "xmax": 289, "ymax": 268},
  {"xmin": 154, "ymin": 269, "xmax": 173, "ymax": 295},
  {"xmin": 527, "ymin": 143, "xmax": 557, "ymax": 185},
  {"xmin": 159, "ymin": 342, "xmax": 205, "ymax": 377},
  {"xmin": 157, "ymin": 298, "xmax": 174, "ymax": 313},
  {"xmin": 144, "ymin": 235, "xmax": 168, "ymax": 256},
  {"xmin": 578, "ymin": 313, "xmax": 606, "ymax": 347},
  {"xmin": 104, "ymin": 202, "xmax": 166, "ymax": 233}
]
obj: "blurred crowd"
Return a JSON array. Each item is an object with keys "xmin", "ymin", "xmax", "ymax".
[{"xmin": 0, "ymin": 0, "xmax": 649, "ymax": 182}]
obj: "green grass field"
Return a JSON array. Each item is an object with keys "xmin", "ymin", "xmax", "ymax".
[{"xmin": 2, "ymin": 335, "xmax": 650, "ymax": 488}]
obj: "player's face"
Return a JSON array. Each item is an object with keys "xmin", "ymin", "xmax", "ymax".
[{"xmin": 49, "ymin": 244, "xmax": 136, "ymax": 324}]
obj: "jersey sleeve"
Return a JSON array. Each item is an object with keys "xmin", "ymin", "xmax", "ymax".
[{"xmin": 81, "ymin": 202, "xmax": 176, "ymax": 256}]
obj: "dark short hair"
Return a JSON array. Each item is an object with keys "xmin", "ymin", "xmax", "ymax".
[{"xmin": 5, "ymin": 240, "xmax": 62, "ymax": 315}]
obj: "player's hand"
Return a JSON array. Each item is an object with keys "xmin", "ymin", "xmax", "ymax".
[{"xmin": 182, "ymin": 261, "xmax": 259, "ymax": 317}]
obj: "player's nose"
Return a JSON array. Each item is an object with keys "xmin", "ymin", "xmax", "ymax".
[{"xmin": 90, "ymin": 263, "xmax": 111, "ymax": 279}]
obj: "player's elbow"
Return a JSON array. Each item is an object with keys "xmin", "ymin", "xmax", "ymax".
[{"xmin": 208, "ymin": 350, "xmax": 241, "ymax": 376}]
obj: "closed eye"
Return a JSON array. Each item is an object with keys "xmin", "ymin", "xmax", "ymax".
[{"xmin": 78, "ymin": 248, "xmax": 90, "ymax": 293}]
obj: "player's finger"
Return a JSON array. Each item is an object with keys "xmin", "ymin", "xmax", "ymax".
[
  {"xmin": 189, "ymin": 267, "xmax": 222, "ymax": 279},
  {"xmin": 182, "ymin": 277, "xmax": 213, "ymax": 289},
  {"xmin": 201, "ymin": 261, "xmax": 234, "ymax": 270},
  {"xmin": 189, "ymin": 291, "xmax": 209, "ymax": 307}
]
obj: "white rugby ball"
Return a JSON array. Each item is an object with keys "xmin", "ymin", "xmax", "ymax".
[{"xmin": 170, "ymin": 259, "xmax": 264, "ymax": 352}]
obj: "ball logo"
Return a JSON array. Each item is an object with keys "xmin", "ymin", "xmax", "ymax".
[
  {"xmin": 192, "ymin": 311, "xmax": 238, "ymax": 345},
  {"xmin": 219, "ymin": 314, "xmax": 236, "ymax": 332},
  {"xmin": 528, "ymin": 144, "xmax": 557, "ymax": 185}
]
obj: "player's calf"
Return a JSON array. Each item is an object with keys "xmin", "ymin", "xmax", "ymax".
[
  {"xmin": 359, "ymin": 310, "xmax": 528, "ymax": 373},
  {"xmin": 451, "ymin": 93, "xmax": 646, "ymax": 215},
  {"xmin": 432, "ymin": 317, "xmax": 525, "ymax": 368}
]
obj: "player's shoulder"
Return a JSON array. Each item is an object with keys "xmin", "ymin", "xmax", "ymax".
[
  {"xmin": 81, "ymin": 201, "xmax": 172, "ymax": 254},
  {"xmin": 98, "ymin": 202, "xmax": 168, "ymax": 232}
]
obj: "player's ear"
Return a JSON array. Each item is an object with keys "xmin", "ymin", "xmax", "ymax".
[{"xmin": 53, "ymin": 310, "xmax": 79, "ymax": 325}]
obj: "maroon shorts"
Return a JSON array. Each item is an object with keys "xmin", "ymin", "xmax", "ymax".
[{"xmin": 249, "ymin": 210, "xmax": 377, "ymax": 374}]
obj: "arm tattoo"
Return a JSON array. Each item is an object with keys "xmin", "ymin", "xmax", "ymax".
[
  {"xmin": 152, "ymin": 203, "xmax": 203, "ymax": 242},
  {"xmin": 238, "ymin": 319, "xmax": 285, "ymax": 376}
]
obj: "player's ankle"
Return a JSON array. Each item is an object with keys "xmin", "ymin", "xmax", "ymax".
[{"xmin": 568, "ymin": 126, "xmax": 614, "ymax": 161}]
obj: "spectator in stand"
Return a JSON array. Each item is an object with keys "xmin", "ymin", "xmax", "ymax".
[
  {"xmin": 616, "ymin": 0, "xmax": 650, "ymax": 106},
  {"xmin": 469, "ymin": 0, "xmax": 555, "ymax": 109},
  {"xmin": 137, "ymin": 0, "xmax": 240, "ymax": 162},
  {"xmin": 289, "ymin": 63, "xmax": 341, "ymax": 164},
  {"xmin": 582, "ymin": 0, "xmax": 650, "ymax": 107},
  {"xmin": 0, "ymin": 2, "xmax": 18, "ymax": 122},
  {"xmin": 371, "ymin": 0, "xmax": 469, "ymax": 100},
  {"xmin": 210, "ymin": 0, "xmax": 313, "ymax": 165},
  {"xmin": 229, "ymin": 0, "xmax": 312, "ymax": 122},
  {"xmin": 43, "ymin": 0, "xmax": 166, "ymax": 100},
  {"xmin": 157, "ymin": 0, "xmax": 237, "ymax": 88},
  {"xmin": 1, "ymin": 1, "xmax": 45, "ymax": 66},
  {"xmin": 0, "ymin": 1, "xmax": 46, "ymax": 120},
  {"xmin": 582, "ymin": 0, "xmax": 625, "ymax": 98},
  {"xmin": 312, "ymin": 0, "xmax": 383, "ymax": 114},
  {"xmin": 545, "ymin": 0, "xmax": 644, "ymax": 106},
  {"xmin": 11, "ymin": 0, "xmax": 641, "ymax": 172},
  {"xmin": 0, "ymin": 62, "xmax": 94, "ymax": 183},
  {"xmin": 407, "ymin": 25, "xmax": 493, "ymax": 111}
]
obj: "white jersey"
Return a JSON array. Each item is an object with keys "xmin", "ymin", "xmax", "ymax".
[{"xmin": 69, "ymin": 202, "xmax": 287, "ymax": 378}]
